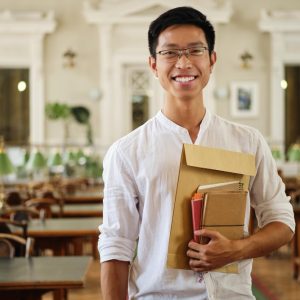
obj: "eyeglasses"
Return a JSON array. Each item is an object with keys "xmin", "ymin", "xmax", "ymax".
[{"xmin": 156, "ymin": 46, "xmax": 208, "ymax": 62}]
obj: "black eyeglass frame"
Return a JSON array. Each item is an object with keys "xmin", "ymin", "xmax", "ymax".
[{"xmin": 155, "ymin": 46, "xmax": 209, "ymax": 60}]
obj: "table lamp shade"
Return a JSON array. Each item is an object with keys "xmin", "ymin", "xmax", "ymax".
[
  {"xmin": 0, "ymin": 151, "xmax": 15, "ymax": 176},
  {"xmin": 26, "ymin": 151, "xmax": 47, "ymax": 170},
  {"xmin": 48, "ymin": 152, "xmax": 63, "ymax": 167},
  {"xmin": 271, "ymin": 148, "xmax": 282, "ymax": 160},
  {"xmin": 287, "ymin": 144, "xmax": 300, "ymax": 162},
  {"xmin": 63, "ymin": 150, "xmax": 77, "ymax": 164},
  {"xmin": 23, "ymin": 150, "xmax": 30, "ymax": 166},
  {"xmin": 76, "ymin": 149, "xmax": 87, "ymax": 165}
]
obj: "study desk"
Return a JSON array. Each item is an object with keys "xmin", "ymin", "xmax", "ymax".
[
  {"xmin": 52, "ymin": 203, "xmax": 103, "ymax": 218},
  {"xmin": 0, "ymin": 256, "xmax": 91, "ymax": 300},
  {"xmin": 10, "ymin": 218, "xmax": 101, "ymax": 258},
  {"xmin": 63, "ymin": 189, "xmax": 103, "ymax": 204}
]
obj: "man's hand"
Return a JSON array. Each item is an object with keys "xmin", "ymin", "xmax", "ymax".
[
  {"xmin": 186, "ymin": 229, "xmax": 240, "ymax": 272},
  {"xmin": 186, "ymin": 222, "xmax": 294, "ymax": 272}
]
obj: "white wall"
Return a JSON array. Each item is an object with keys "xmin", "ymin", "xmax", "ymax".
[
  {"xmin": 1, "ymin": 0, "xmax": 300, "ymax": 152},
  {"xmin": 0, "ymin": 0, "xmax": 100, "ymax": 146},
  {"xmin": 215, "ymin": 0, "xmax": 299, "ymax": 136}
]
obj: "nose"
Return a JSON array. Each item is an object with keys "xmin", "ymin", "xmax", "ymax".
[{"xmin": 175, "ymin": 54, "xmax": 192, "ymax": 69}]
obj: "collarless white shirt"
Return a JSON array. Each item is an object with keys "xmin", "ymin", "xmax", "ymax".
[{"xmin": 99, "ymin": 110, "xmax": 295, "ymax": 300}]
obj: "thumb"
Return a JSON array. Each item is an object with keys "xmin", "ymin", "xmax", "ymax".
[{"xmin": 196, "ymin": 229, "xmax": 221, "ymax": 240}]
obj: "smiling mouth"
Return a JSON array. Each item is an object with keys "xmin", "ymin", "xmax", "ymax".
[{"xmin": 172, "ymin": 76, "xmax": 197, "ymax": 82}]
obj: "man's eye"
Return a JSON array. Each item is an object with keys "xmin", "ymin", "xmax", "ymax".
[
  {"xmin": 162, "ymin": 50, "xmax": 177, "ymax": 57},
  {"xmin": 190, "ymin": 48, "xmax": 204, "ymax": 55}
]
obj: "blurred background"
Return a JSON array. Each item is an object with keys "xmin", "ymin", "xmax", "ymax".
[
  {"xmin": 0, "ymin": 0, "xmax": 300, "ymax": 172},
  {"xmin": 0, "ymin": 1, "xmax": 300, "ymax": 299}
]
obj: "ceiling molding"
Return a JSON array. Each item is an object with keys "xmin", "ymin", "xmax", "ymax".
[
  {"xmin": 0, "ymin": 10, "xmax": 56, "ymax": 34},
  {"xmin": 259, "ymin": 10, "xmax": 300, "ymax": 32},
  {"xmin": 84, "ymin": 0, "xmax": 233, "ymax": 25}
]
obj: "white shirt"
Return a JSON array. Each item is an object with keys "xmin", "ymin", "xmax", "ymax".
[{"xmin": 99, "ymin": 110, "xmax": 295, "ymax": 300}]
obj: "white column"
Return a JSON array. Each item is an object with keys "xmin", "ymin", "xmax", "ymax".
[
  {"xmin": 270, "ymin": 32, "xmax": 285, "ymax": 148},
  {"xmin": 30, "ymin": 34, "xmax": 45, "ymax": 145},
  {"xmin": 98, "ymin": 24, "xmax": 113, "ymax": 149}
]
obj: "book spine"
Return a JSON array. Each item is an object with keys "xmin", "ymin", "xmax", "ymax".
[
  {"xmin": 200, "ymin": 193, "xmax": 210, "ymax": 245},
  {"xmin": 191, "ymin": 193, "xmax": 203, "ymax": 243}
]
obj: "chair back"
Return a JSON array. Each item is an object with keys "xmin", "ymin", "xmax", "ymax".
[
  {"xmin": 2, "ymin": 206, "xmax": 40, "ymax": 223},
  {"xmin": 0, "ymin": 233, "xmax": 34, "ymax": 257},
  {"xmin": 25, "ymin": 198, "xmax": 62, "ymax": 218},
  {"xmin": 0, "ymin": 218, "xmax": 28, "ymax": 238}
]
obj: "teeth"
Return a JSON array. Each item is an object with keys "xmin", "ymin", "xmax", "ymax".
[{"xmin": 175, "ymin": 76, "xmax": 195, "ymax": 82}]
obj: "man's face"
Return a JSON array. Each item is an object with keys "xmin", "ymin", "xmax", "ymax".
[{"xmin": 149, "ymin": 24, "xmax": 216, "ymax": 101}]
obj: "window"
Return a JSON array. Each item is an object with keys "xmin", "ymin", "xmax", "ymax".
[
  {"xmin": 130, "ymin": 69, "xmax": 149, "ymax": 130},
  {"xmin": 0, "ymin": 69, "xmax": 29, "ymax": 144}
]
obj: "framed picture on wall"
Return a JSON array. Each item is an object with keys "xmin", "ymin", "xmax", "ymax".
[{"xmin": 230, "ymin": 81, "xmax": 258, "ymax": 118}]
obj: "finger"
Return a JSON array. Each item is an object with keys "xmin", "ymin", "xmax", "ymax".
[
  {"xmin": 194, "ymin": 229, "xmax": 212, "ymax": 236},
  {"xmin": 189, "ymin": 258, "xmax": 211, "ymax": 270},
  {"xmin": 198, "ymin": 229, "xmax": 221, "ymax": 240},
  {"xmin": 186, "ymin": 249, "xmax": 200, "ymax": 259},
  {"xmin": 188, "ymin": 240, "xmax": 203, "ymax": 250}
]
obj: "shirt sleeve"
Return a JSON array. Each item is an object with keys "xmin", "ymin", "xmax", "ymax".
[
  {"xmin": 98, "ymin": 141, "xmax": 140, "ymax": 263},
  {"xmin": 249, "ymin": 130, "xmax": 295, "ymax": 232}
]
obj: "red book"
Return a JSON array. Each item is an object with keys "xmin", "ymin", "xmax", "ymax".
[{"xmin": 191, "ymin": 192, "xmax": 204, "ymax": 243}]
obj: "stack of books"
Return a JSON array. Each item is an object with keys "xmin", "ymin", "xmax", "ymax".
[{"xmin": 191, "ymin": 180, "xmax": 247, "ymax": 273}]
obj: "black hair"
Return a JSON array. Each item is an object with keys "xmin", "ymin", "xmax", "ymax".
[{"xmin": 148, "ymin": 6, "xmax": 215, "ymax": 57}]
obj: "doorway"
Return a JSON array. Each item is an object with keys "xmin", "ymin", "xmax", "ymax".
[
  {"xmin": 0, "ymin": 69, "xmax": 30, "ymax": 144},
  {"xmin": 285, "ymin": 65, "xmax": 300, "ymax": 153},
  {"xmin": 125, "ymin": 65, "xmax": 150, "ymax": 131}
]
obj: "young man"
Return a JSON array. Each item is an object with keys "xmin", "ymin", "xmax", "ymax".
[{"xmin": 99, "ymin": 7, "xmax": 295, "ymax": 299}]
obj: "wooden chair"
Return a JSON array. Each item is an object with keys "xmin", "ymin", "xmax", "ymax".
[
  {"xmin": 0, "ymin": 218, "xmax": 28, "ymax": 238},
  {"xmin": 3, "ymin": 206, "xmax": 40, "ymax": 222},
  {"xmin": 0, "ymin": 233, "xmax": 34, "ymax": 258},
  {"xmin": 58, "ymin": 178, "xmax": 89, "ymax": 195},
  {"xmin": 25, "ymin": 197, "xmax": 63, "ymax": 218}
]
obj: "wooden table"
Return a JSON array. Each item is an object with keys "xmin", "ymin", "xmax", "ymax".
[
  {"xmin": 63, "ymin": 190, "xmax": 103, "ymax": 204},
  {"xmin": 0, "ymin": 256, "xmax": 91, "ymax": 300},
  {"xmin": 52, "ymin": 204, "xmax": 103, "ymax": 218},
  {"xmin": 10, "ymin": 218, "xmax": 101, "ymax": 258}
]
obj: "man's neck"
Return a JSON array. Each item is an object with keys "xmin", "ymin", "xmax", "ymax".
[{"xmin": 162, "ymin": 95, "xmax": 206, "ymax": 143}]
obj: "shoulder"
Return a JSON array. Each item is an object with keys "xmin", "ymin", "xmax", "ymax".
[
  {"xmin": 212, "ymin": 114, "xmax": 260, "ymax": 136},
  {"xmin": 212, "ymin": 115, "xmax": 263, "ymax": 140},
  {"xmin": 207, "ymin": 113, "xmax": 267, "ymax": 155},
  {"xmin": 104, "ymin": 115, "xmax": 157, "ymax": 162}
]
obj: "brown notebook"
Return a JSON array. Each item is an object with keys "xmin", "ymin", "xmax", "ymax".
[{"xmin": 193, "ymin": 190, "xmax": 247, "ymax": 273}]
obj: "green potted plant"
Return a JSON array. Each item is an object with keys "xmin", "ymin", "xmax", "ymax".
[
  {"xmin": 70, "ymin": 106, "xmax": 93, "ymax": 145},
  {"xmin": 45, "ymin": 102, "xmax": 71, "ymax": 145}
]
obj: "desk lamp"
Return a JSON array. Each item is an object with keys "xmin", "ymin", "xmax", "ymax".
[
  {"xmin": 63, "ymin": 149, "xmax": 77, "ymax": 177},
  {"xmin": 26, "ymin": 149, "xmax": 47, "ymax": 180},
  {"xmin": 287, "ymin": 143, "xmax": 300, "ymax": 162},
  {"xmin": 48, "ymin": 151, "xmax": 64, "ymax": 177},
  {"xmin": 63, "ymin": 149, "xmax": 77, "ymax": 165}
]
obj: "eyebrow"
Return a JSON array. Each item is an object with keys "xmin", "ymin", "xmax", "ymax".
[{"xmin": 160, "ymin": 42, "xmax": 206, "ymax": 49}]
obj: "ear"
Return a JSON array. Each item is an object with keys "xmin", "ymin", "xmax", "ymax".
[
  {"xmin": 209, "ymin": 51, "xmax": 217, "ymax": 73},
  {"xmin": 149, "ymin": 56, "xmax": 158, "ymax": 78}
]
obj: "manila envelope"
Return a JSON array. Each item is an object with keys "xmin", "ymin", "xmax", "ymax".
[{"xmin": 167, "ymin": 144, "xmax": 256, "ymax": 271}]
